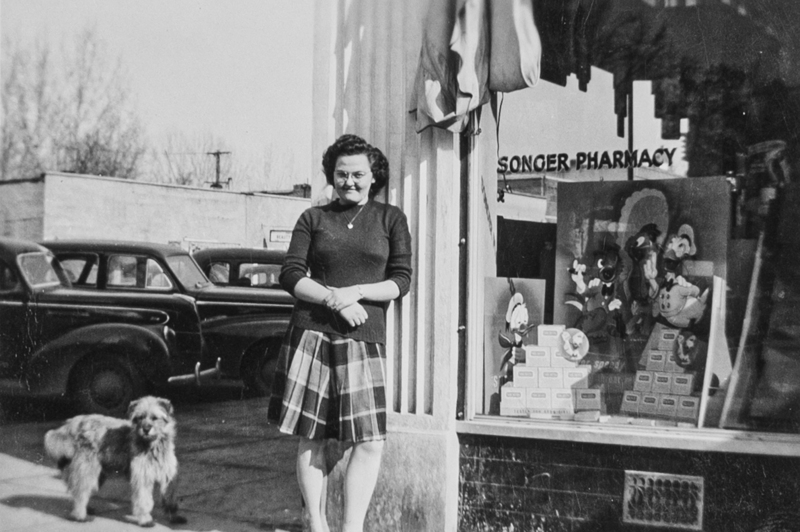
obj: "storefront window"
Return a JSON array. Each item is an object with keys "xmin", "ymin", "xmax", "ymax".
[{"xmin": 470, "ymin": 0, "xmax": 799, "ymax": 438}]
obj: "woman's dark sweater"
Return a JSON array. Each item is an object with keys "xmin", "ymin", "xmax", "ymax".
[{"xmin": 279, "ymin": 199, "xmax": 413, "ymax": 344}]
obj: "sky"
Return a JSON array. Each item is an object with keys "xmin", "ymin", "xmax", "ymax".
[{"xmin": 0, "ymin": 0, "xmax": 315, "ymax": 191}]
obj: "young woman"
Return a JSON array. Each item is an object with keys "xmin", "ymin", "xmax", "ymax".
[{"xmin": 268, "ymin": 134, "xmax": 412, "ymax": 532}]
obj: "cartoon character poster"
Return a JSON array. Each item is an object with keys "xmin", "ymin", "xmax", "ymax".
[
  {"xmin": 483, "ymin": 277, "xmax": 546, "ymax": 414},
  {"xmin": 554, "ymin": 177, "xmax": 729, "ymax": 403}
]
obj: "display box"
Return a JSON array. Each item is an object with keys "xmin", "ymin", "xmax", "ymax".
[
  {"xmin": 652, "ymin": 372, "xmax": 673, "ymax": 394},
  {"xmin": 499, "ymin": 405, "xmax": 528, "ymax": 416},
  {"xmin": 633, "ymin": 371, "xmax": 654, "ymax": 393},
  {"xmin": 620, "ymin": 391, "xmax": 641, "ymax": 415},
  {"xmin": 526, "ymin": 388, "xmax": 552, "ymax": 410},
  {"xmin": 664, "ymin": 351, "xmax": 681, "ymax": 373},
  {"xmin": 657, "ymin": 328, "xmax": 680, "ymax": 351},
  {"xmin": 513, "ymin": 366, "xmax": 538, "ymax": 388},
  {"xmin": 551, "ymin": 389, "xmax": 575, "ymax": 413},
  {"xmin": 501, "ymin": 384, "xmax": 527, "ymax": 409},
  {"xmin": 563, "ymin": 366, "xmax": 591, "ymax": 388},
  {"xmin": 639, "ymin": 393, "xmax": 659, "ymax": 416},
  {"xmin": 550, "ymin": 347, "xmax": 581, "ymax": 368},
  {"xmin": 645, "ymin": 350, "xmax": 668, "ymax": 372},
  {"xmin": 658, "ymin": 394, "xmax": 679, "ymax": 418},
  {"xmin": 591, "ymin": 372, "xmax": 635, "ymax": 394},
  {"xmin": 538, "ymin": 367, "xmax": 564, "ymax": 388},
  {"xmin": 524, "ymin": 345, "xmax": 552, "ymax": 367},
  {"xmin": 671, "ymin": 373, "xmax": 696, "ymax": 396},
  {"xmin": 575, "ymin": 388, "xmax": 605, "ymax": 413},
  {"xmin": 537, "ymin": 324, "xmax": 565, "ymax": 347},
  {"xmin": 676, "ymin": 396, "xmax": 700, "ymax": 422}
]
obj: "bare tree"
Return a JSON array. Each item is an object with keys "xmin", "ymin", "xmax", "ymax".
[
  {"xmin": 146, "ymin": 131, "xmax": 243, "ymax": 188},
  {"xmin": 1, "ymin": 28, "xmax": 145, "ymax": 180}
]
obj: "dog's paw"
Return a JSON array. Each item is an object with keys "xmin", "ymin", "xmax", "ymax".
[
  {"xmin": 139, "ymin": 520, "xmax": 155, "ymax": 528},
  {"xmin": 68, "ymin": 513, "xmax": 89, "ymax": 522},
  {"xmin": 169, "ymin": 514, "xmax": 188, "ymax": 524}
]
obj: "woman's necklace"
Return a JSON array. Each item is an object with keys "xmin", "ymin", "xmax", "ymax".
[{"xmin": 344, "ymin": 203, "xmax": 366, "ymax": 229}]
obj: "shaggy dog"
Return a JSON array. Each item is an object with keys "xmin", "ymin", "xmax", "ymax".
[{"xmin": 44, "ymin": 396, "xmax": 186, "ymax": 527}]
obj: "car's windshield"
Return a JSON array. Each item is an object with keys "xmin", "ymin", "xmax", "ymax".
[
  {"xmin": 166, "ymin": 255, "xmax": 210, "ymax": 289},
  {"xmin": 18, "ymin": 252, "xmax": 68, "ymax": 289}
]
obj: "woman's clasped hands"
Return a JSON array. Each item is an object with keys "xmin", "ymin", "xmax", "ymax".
[{"xmin": 324, "ymin": 285, "xmax": 368, "ymax": 328}]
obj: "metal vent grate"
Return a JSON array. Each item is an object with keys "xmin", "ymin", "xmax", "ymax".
[{"xmin": 623, "ymin": 470, "xmax": 704, "ymax": 530}]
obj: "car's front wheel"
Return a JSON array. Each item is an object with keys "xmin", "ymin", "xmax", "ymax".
[{"xmin": 70, "ymin": 354, "xmax": 146, "ymax": 417}]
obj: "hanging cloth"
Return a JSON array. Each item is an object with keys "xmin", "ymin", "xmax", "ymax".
[
  {"xmin": 411, "ymin": 0, "xmax": 542, "ymax": 133},
  {"xmin": 488, "ymin": 0, "xmax": 542, "ymax": 92}
]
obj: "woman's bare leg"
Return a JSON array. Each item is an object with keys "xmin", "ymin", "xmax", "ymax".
[
  {"xmin": 342, "ymin": 439, "xmax": 384, "ymax": 532},
  {"xmin": 297, "ymin": 438, "xmax": 330, "ymax": 532}
]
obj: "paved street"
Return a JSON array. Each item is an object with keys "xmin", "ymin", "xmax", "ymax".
[{"xmin": 0, "ymin": 384, "xmax": 304, "ymax": 532}]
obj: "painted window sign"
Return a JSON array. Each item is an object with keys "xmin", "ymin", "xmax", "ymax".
[{"xmin": 498, "ymin": 148, "xmax": 679, "ymax": 174}]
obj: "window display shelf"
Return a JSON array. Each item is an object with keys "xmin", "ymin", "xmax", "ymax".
[{"xmin": 457, "ymin": 416, "xmax": 800, "ymax": 457}]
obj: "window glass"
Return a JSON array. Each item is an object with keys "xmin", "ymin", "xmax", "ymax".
[
  {"xmin": 208, "ymin": 262, "xmax": 230, "ymax": 283},
  {"xmin": 107, "ymin": 255, "xmax": 138, "ymax": 287},
  {"xmin": 240, "ymin": 262, "xmax": 281, "ymax": 288},
  {"xmin": 473, "ymin": 1, "xmax": 799, "ymax": 434},
  {"xmin": 0, "ymin": 260, "xmax": 20, "ymax": 292},
  {"xmin": 166, "ymin": 255, "xmax": 209, "ymax": 289},
  {"xmin": 17, "ymin": 252, "xmax": 62, "ymax": 288},
  {"xmin": 60, "ymin": 256, "xmax": 98, "ymax": 286},
  {"xmin": 145, "ymin": 258, "xmax": 173, "ymax": 290}
]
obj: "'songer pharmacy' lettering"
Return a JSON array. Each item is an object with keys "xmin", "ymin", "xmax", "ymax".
[{"xmin": 497, "ymin": 148, "xmax": 678, "ymax": 174}]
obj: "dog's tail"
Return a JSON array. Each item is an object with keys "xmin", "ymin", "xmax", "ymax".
[{"xmin": 44, "ymin": 426, "xmax": 76, "ymax": 470}]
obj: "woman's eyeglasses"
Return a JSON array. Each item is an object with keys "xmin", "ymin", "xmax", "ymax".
[{"xmin": 334, "ymin": 171, "xmax": 370, "ymax": 182}]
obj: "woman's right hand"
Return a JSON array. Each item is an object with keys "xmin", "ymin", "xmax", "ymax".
[{"xmin": 338, "ymin": 302, "xmax": 368, "ymax": 328}]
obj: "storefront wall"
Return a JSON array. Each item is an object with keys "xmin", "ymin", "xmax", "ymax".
[
  {"xmin": 457, "ymin": 1, "xmax": 800, "ymax": 531},
  {"xmin": 312, "ymin": 1, "xmax": 462, "ymax": 530},
  {"xmin": 314, "ymin": 1, "xmax": 800, "ymax": 531}
]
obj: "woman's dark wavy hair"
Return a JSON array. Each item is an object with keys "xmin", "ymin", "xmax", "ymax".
[{"xmin": 322, "ymin": 134, "xmax": 389, "ymax": 198}]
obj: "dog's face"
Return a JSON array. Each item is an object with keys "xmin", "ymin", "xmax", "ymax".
[{"xmin": 127, "ymin": 396, "xmax": 175, "ymax": 443}]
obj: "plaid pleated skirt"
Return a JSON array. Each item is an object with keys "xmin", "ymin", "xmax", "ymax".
[{"xmin": 267, "ymin": 326, "xmax": 387, "ymax": 442}]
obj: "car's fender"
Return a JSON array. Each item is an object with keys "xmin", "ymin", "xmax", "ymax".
[
  {"xmin": 25, "ymin": 323, "xmax": 172, "ymax": 397},
  {"xmin": 201, "ymin": 315, "xmax": 290, "ymax": 377}
]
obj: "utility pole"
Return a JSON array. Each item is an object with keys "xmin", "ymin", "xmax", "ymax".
[{"xmin": 207, "ymin": 150, "xmax": 231, "ymax": 189}]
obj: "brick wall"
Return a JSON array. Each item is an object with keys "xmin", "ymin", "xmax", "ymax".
[{"xmin": 459, "ymin": 434, "xmax": 800, "ymax": 532}]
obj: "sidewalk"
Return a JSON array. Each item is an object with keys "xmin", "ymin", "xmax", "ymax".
[
  {"xmin": 1, "ymin": 453, "xmax": 247, "ymax": 532},
  {"xmin": 0, "ymin": 393, "xmax": 304, "ymax": 532}
]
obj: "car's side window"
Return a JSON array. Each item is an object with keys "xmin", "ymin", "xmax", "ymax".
[
  {"xmin": 107, "ymin": 255, "xmax": 138, "ymax": 287},
  {"xmin": 60, "ymin": 255, "xmax": 99, "ymax": 286},
  {"xmin": 209, "ymin": 262, "xmax": 230, "ymax": 283},
  {"xmin": 145, "ymin": 258, "xmax": 173, "ymax": 290},
  {"xmin": 0, "ymin": 259, "xmax": 20, "ymax": 293},
  {"xmin": 240, "ymin": 262, "xmax": 281, "ymax": 288}
]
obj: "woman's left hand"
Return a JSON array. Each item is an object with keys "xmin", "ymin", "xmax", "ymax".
[{"xmin": 324, "ymin": 286, "xmax": 362, "ymax": 312}]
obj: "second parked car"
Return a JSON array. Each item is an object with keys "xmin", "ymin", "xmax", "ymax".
[
  {"xmin": 43, "ymin": 240, "xmax": 295, "ymax": 400},
  {"xmin": 192, "ymin": 247, "xmax": 285, "ymax": 289}
]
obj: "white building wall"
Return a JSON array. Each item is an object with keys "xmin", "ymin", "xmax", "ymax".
[
  {"xmin": 0, "ymin": 178, "xmax": 44, "ymax": 241},
  {"xmin": 313, "ymin": 1, "xmax": 461, "ymax": 530},
  {"xmin": 35, "ymin": 172, "xmax": 308, "ymax": 249}
]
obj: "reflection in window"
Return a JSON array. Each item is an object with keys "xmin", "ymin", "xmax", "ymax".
[
  {"xmin": 166, "ymin": 255, "xmax": 209, "ymax": 289},
  {"xmin": 60, "ymin": 257, "xmax": 98, "ymax": 286},
  {"xmin": 107, "ymin": 255, "xmax": 138, "ymax": 287},
  {"xmin": 208, "ymin": 262, "xmax": 230, "ymax": 283},
  {"xmin": 239, "ymin": 262, "xmax": 281, "ymax": 288},
  {"xmin": 18, "ymin": 253, "xmax": 62, "ymax": 288},
  {"xmin": 0, "ymin": 260, "xmax": 20, "ymax": 292},
  {"xmin": 145, "ymin": 258, "xmax": 173, "ymax": 290}
]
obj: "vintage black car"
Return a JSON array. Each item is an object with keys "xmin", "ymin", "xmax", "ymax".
[
  {"xmin": 192, "ymin": 247, "xmax": 285, "ymax": 289},
  {"xmin": 43, "ymin": 240, "xmax": 295, "ymax": 402},
  {"xmin": 0, "ymin": 237, "xmax": 215, "ymax": 416}
]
